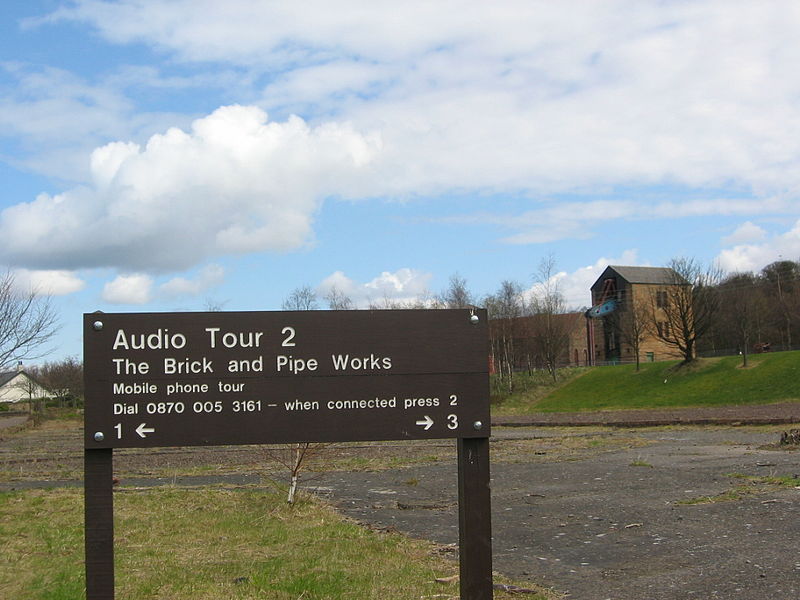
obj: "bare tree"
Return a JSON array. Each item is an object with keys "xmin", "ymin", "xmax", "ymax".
[
  {"xmin": 368, "ymin": 294, "xmax": 406, "ymax": 310},
  {"xmin": 203, "ymin": 298, "xmax": 229, "ymax": 312},
  {"xmin": 439, "ymin": 273, "xmax": 473, "ymax": 309},
  {"xmin": 0, "ymin": 271, "xmax": 59, "ymax": 369},
  {"xmin": 263, "ymin": 442, "xmax": 330, "ymax": 504},
  {"xmin": 652, "ymin": 257, "xmax": 721, "ymax": 364},
  {"xmin": 13, "ymin": 372, "xmax": 48, "ymax": 414},
  {"xmin": 529, "ymin": 257, "xmax": 572, "ymax": 381},
  {"xmin": 717, "ymin": 273, "xmax": 766, "ymax": 367},
  {"xmin": 761, "ymin": 259, "xmax": 800, "ymax": 350},
  {"xmin": 276, "ymin": 285, "xmax": 324, "ymax": 503},
  {"xmin": 281, "ymin": 285, "xmax": 319, "ymax": 311},
  {"xmin": 324, "ymin": 286, "xmax": 354, "ymax": 310},
  {"xmin": 612, "ymin": 295, "xmax": 650, "ymax": 371},
  {"xmin": 368, "ymin": 290, "xmax": 435, "ymax": 310},
  {"xmin": 31, "ymin": 356, "xmax": 84, "ymax": 407},
  {"xmin": 485, "ymin": 280, "xmax": 526, "ymax": 391}
]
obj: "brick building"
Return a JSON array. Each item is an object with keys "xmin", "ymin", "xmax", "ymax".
[
  {"xmin": 587, "ymin": 265, "xmax": 689, "ymax": 364},
  {"xmin": 489, "ymin": 311, "xmax": 591, "ymax": 375}
]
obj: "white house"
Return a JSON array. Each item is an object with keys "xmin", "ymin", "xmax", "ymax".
[{"xmin": 0, "ymin": 366, "xmax": 52, "ymax": 403}]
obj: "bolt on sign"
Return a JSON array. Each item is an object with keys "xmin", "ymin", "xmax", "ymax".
[{"xmin": 84, "ymin": 309, "xmax": 490, "ymax": 449}]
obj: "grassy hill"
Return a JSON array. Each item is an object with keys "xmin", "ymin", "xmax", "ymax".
[{"xmin": 493, "ymin": 350, "xmax": 800, "ymax": 414}]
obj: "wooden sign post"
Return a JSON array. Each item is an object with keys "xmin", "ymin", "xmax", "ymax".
[{"xmin": 84, "ymin": 309, "xmax": 491, "ymax": 599}]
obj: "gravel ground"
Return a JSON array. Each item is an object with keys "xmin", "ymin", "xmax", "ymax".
[
  {"xmin": 493, "ymin": 401, "xmax": 800, "ymax": 427},
  {"xmin": 315, "ymin": 426, "xmax": 800, "ymax": 600},
  {"xmin": 3, "ymin": 409, "xmax": 800, "ymax": 599},
  {"xmin": 0, "ymin": 413, "xmax": 29, "ymax": 433}
]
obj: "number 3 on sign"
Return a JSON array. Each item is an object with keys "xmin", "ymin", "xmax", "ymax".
[{"xmin": 447, "ymin": 414, "xmax": 458, "ymax": 429}]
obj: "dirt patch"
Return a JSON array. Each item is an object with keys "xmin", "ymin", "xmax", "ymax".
[
  {"xmin": 4, "ymin": 417, "xmax": 800, "ymax": 599},
  {"xmin": 0, "ymin": 419, "xmax": 458, "ymax": 484},
  {"xmin": 0, "ymin": 413, "xmax": 32, "ymax": 436}
]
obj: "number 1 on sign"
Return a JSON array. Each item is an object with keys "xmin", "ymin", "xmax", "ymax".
[{"xmin": 114, "ymin": 423, "xmax": 122, "ymax": 439}]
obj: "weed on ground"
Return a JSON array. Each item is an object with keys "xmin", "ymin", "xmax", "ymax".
[{"xmin": 0, "ymin": 487, "xmax": 552, "ymax": 599}]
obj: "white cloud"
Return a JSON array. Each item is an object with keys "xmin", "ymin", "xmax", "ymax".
[
  {"xmin": 317, "ymin": 271, "xmax": 358, "ymax": 298},
  {"xmin": 525, "ymin": 250, "xmax": 643, "ymax": 310},
  {"xmin": 717, "ymin": 219, "xmax": 800, "ymax": 273},
  {"xmin": 12, "ymin": 269, "xmax": 86, "ymax": 296},
  {"xmin": 160, "ymin": 264, "xmax": 225, "ymax": 297},
  {"xmin": 317, "ymin": 268, "xmax": 433, "ymax": 307},
  {"xmin": 721, "ymin": 221, "xmax": 767, "ymax": 247},
  {"xmin": 6, "ymin": 0, "xmax": 798, "ymax": 272},
  {"xmin": 495, "ymin": 201, "xmax": 635, "ymax": 245},
  {"xmin": 0, "ymin": 62, "xmax": 190, "ymax": 182},
  {"xmin": 442, "ymin": 197, "xmax": 783, "ymax": 246},
  {"xmin": 102, "ymin": 273, "xmax": 153, "ymax": 304},
  {"xmin": 41, "ymin": 1, "xmax": 800, "ymax": 201},
  {"xmin": 0, "ymin": 105, "xmax": 380, "ymax": 272}
]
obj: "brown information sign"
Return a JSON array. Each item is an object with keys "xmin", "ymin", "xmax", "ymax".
[{"xmin": 84, "ymin": 309, "xmax": 489, "ymax": 448}]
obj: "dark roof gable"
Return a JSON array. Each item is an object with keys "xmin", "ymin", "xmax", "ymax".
[
  {"xmin": 0, "ymin": 370, "xmax": 50, "ymax": 392},
  {"xmin": 593, "ymin": 265, "xmax": 689, "ymax": 288},
  {"xmin": 0, "ymin": 371, "xmax": 20, "ymax": 387}
]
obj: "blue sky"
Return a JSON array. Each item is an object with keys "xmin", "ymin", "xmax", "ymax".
[{"xmin": 2, "ymin": 1, "xmax": 800, "ymax": 363}]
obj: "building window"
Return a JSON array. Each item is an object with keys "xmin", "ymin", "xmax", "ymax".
[
  {"xmin": 656, "ymin": 290, "xmax": 668, "ymax": 308},
  {"xmin": 617, "ymin": 288, "xmax": 627, "ymax": 309},
  {"xmin": 646, "ymin": 352, "xmax": 655, "ymax": 362},
  {"xmin": 656, "ymin": 321, "xmax": 671, "ymax": 338}
]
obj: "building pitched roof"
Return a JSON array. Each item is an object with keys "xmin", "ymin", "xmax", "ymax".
[
  {"xmin": 605, "ymin": 265, "xmax": 689, "ymax": 285},
  {"xmin": 0, "ymin": 370, "xmax": 51, "ymax": 391},
  {"xmin": 0, "ymin": 371, "xmax": 19, "ymax": 387}
]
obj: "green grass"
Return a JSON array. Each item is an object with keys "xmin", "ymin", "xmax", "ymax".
[
  {"xmin": 497, "ymin": 351, "xmax": 800, "ymax": 413},
  {"xmin": 490, "ymin": 368, "xmax": 590, "ymax": 415},
  {"xmin": 676, "ymin": 473, "xmax": 800, "ymax": 505},
  {"xmin": 675, "ymin": 485, "xmax": 755, "ymax": 505},
  {"xmin": 0, "ymin": 487, "xmax": 553, "ymax": 600}
]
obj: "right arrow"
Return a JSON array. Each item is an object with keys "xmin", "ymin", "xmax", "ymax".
[{"xmin": 415, "ymin": 415, "xmax": 434, "ymax": 430}]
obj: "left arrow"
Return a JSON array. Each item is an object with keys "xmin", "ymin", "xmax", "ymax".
[{"xmin": 135, "ymin": 423, "xmax": 155, "ymax": 438}]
